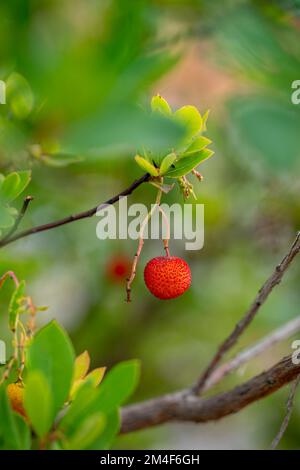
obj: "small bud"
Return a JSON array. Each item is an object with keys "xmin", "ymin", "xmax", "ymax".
[{"xmin": 192, "ymin": 169, "xmax": 204, "ymax": 182}]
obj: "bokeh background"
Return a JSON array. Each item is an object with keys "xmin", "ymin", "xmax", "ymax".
[{"xmin": 1, "ymin": 0, "xmax": 300, "ymax": 449}]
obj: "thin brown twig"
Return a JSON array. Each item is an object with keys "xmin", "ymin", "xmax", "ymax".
[
  {"xmin": 158, "ymin": 205, "xmax": 171, "ymax": 257},
  {"xmin": 0, "ymin": 173, "xmax": 150, "ymax": 248},
  {"xmin": 0, "ymin": 196, "xmax": 33, "ymax": 244},
  {"xmin": 270, "ymin": 374, "xmax": 300, "ymax": 450},
  {"xmin": 126, "ymin": 188, "xmax": 162, "ymax": 302},
  {"xmin": 0, "ymin": 356, "xmax": 16, "ymax": 386},
  {"xmin": 0, "ymin": 329, "xmax": 19, "ymax": 386},
  {"xmin": 0, "ymin": 270, "xmax": 20, "ymax": 289},
  {"xmin": 17, "ymin": 331, "xmax": 26, "ymax": 383},
  {"xmin": 26, "ymin": 296, "xmax": 37, "ymax": 335},
  {"xmin": 192, "ymin": 232, "xmax": 300, "ymax": 395}
]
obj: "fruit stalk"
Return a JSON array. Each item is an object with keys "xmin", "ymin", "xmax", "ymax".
[{"xmin": 126, "ymin": 188, "xmax": 163, "ymax": 302}]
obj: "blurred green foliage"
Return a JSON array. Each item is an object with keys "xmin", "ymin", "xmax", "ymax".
[{"xmin": 0, "ymin": 0, "xmax": 300, "ymax": 450}]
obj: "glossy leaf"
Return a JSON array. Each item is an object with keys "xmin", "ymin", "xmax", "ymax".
[
  {"xmin": 73, "ymin": 351, "xmax": 90, "ymax": 382},
  {"xmin": 0, "ymin": 173, "xmax": 20, "ymax": 203},
  {"xmin": 24, "ymin": 371, "xmax": 53, "ymax": 438},
  {"xmin": 58, "ymin": 383, "xmax": 120, "ymax": 449},
  {"xmin": 85, "ymin": 367, "xmax": 106, "ymax": 387},
  {"xmin": 63, "ymin": 412, "xmax": 105, "ymax": 450},
  {"xmin": 166, "ymin": 148, "xmax": 214, "ymax": 178},
  {"xmin": 151, "ymin": 95, "xmax": 171, "ymax": 116},
  {"xmin": 60, "ymin": 361, "xmax": 139, "ymax": 434},
  {"xmin": 174, "ymin": 105, "xmax": 202, "ymax": 140},
  {"xmin": 88, "ymin": 410, "xmax": 120, "ymax": 450},
  {"xmin": 96, "ymin": 360, "xmax": 140, "ymax": 414},
  {"xmin": 183, "ymin": 136, "xmax": 212, "ymax": 156},
  {"xmin": 15, "ymin": 171, "xmax": 31, "ymax": 198},
  {"xmin": 71, "ymin": 368, "xmax": 106, "ymax": 400},
  {"xmin": 202, "ymin": 110, "xmax": 210, "ymax": 131},
  {"xmin": 26, "ymin": 321, "xmax": 75, "ymax": 417},
  {"xmin": 59, "ymin": 383, "xmax": 99, "ymax": 434},
  {"xmin": 13, "ymin": 414, "xmax": 31, "ymax": 450},
  {"xmin": 159, "ymin": 152, "xmax": 177, "ymax": 175},
  {"xmin": 135, "ymin": 155, "xmax": 159, "ymax": 176},
  {"xmin": 0, "ymin": 171, "xmax": 31, "ymax": 203}
]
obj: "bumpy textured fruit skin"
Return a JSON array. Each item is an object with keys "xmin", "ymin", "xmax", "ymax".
[
  {"xmin": 144, "ymin": 256, "xmax": 191, "ymax": 299},
  {"xmin": 7, "ymin": 383, "xmax": 26, "ymax": 418}
]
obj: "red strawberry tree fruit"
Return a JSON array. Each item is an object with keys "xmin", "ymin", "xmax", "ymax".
[{"xmin": 126, "ymin": 95, "xmax": 213, "ymax": 301}]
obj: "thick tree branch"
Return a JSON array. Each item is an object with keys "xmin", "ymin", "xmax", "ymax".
[
  {"xmin": 121, "ymin": 355, "xmax": 300, "ymax": 433},
  {"xmin": 192, "ymin": 232, "xmax": 300, "ymax": 394},
  {"xmin": 0, "ymin": 173, "xmax": 149, "ymax": 248},
  {"xmin": 203, "ymin": 315, "xmax": 300, "ymax": 392}
]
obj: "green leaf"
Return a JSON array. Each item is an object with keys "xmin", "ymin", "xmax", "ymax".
[
  {"xmin": 183, "ymin": 136, "xmax": 212, "ymax": 156},
  {"xmin": 59, "ymin": 383, "xmax": 100, "ymax": 434},
  {"xmin": 0, "ymin": 171, "xmax": 31, "ymax": 203},
  {"xmin": 27, "ymin": 321, "xmax": 75, "ymax": 417},
  {"xmin": 73, "ymin": 351, "xmax": 90, "ymax": 382},
  {"xmin": 63, "ymin": 412, "xmax": 105, "ymax": 450},
  {"xmin": 202, "ymin": 110, "xmax": 210, "ymax": 131},
  {"xmin": 85, "ymin": 368, "xmax": 106, "ymax": 387},
  {"xmin": 88, "ymin": 410, "xmax": 120, "ymax": 450},
  {"xmin": 159, "ymin": 152, "xmax": 177, "ymax": 175},
  {"xmin": 58, "ymin": 383, "xmax": 120, "ymax": 450},
  {"xmin": 228, "ymin": 96, "xmax": 300, "ymax": 170},
  {"xmin": 0, "ymin": 205, "xmax": 15, "ymax": 229},
  {"xmin": 63, "ymin": 105, "xmax": 184, "ymax": 155},
  {"xmin": 174, "ymin": 105, "xmax": 202, "ymax": 140},
  {"xmin": 41, "ymin": 154, "xmax": 83, "ymax": 168},
  {"xmin": 0, "ymin": 173, "xmax": 20, "ymax": 203},
  {"xmin": 13, "ymin": 414, "xmax": 31, "ymax": 450},
  {"xmin": 14, "ymin": 171, "xmax": 31, "ymax": 198},
  {"xmin": 151, "ymin": 95, "xmax": 172, "ymax": 116},
  {"xmin": 24, "ymin": 371, "xmax": 53, "ymax": 438},
  {"xmin": 166, "ymin": 148, "xmax": 214, "ymax": 178},
  {"xmin": 96, "ymin": 360, "xmax": 140, "ymax": 414},
  {"xmin": 70, "ymin": 367, "xmax": 106, "ymax": 400},
  {"xmin": 134, "ymin": 155, "xmax": 159, "ymax": 176},
  {"xmin": 59, "ymin": 360, "xmax": 139, "ymax": 436},
  {"xmin": 0, "ymin": 385, "xmax": 30, "ymax": 450},
  {"xmin": 6, "ymin": 73, "xmax": 34, "ymax": 119},
  {"xmin": 8, "ymin": 280, "xmax": 26, "ymax": 332}
]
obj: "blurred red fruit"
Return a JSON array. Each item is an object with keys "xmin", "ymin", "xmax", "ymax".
[
  {"xmin": 144, "ymin": 256, "xmax": 191, "ymax": 299},
  {"xmin": 106, "ymin": 255, "xmax": 131, "ymax": 282}
]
